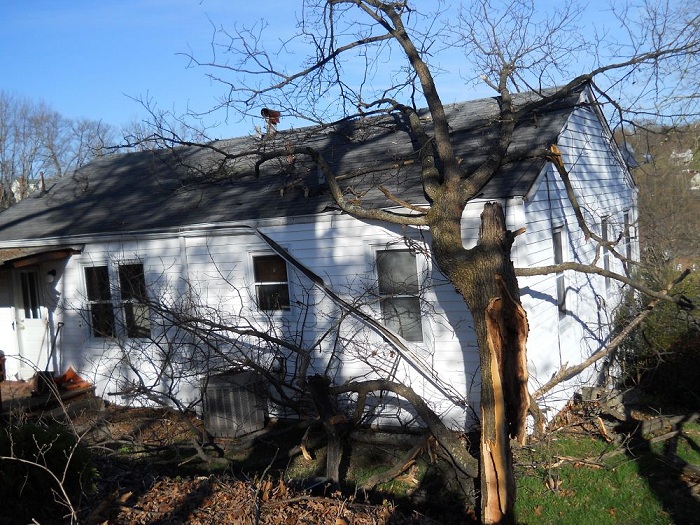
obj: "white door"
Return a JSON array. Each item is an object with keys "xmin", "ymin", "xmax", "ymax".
[{"xmin": 13, "ymin": 269, "xmax": 49, "ymax": 378}]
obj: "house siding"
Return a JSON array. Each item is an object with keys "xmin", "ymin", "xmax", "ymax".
[
  {"xmin": 48, "ymin": 214, "xmax": 477, "ymax": 429},
  {"xmin": 519, "ymin": 99, "xmax": 637, "ymax": 414}
]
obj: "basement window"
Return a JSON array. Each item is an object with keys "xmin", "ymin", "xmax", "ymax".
[
  {"xmin": 376, "ymin": 249, "xmax": 423, "ymax": 342},
  {"xmin": 253, "ymin": 254, "xmax": 290, "ymax": 311}
]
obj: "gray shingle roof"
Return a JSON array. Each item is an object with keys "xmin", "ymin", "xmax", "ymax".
[{"xmin": 0, "ymin": 86, "xmax": 584, "ymax": 243}]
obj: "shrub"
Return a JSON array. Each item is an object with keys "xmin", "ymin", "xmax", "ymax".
[
  {"xmin": 617, "ymin": 270, "xmax": 700, "ymax": 410},
  {"xmin": 0, "ymin": 421, "xmax": 97, "ymax": 523}
]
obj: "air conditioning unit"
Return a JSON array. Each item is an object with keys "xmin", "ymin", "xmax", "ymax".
[{"xmin": 203, "ymin": 370, "xmax": 267, "ymax": 437}]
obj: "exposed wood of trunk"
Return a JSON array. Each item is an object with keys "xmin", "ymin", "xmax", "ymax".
[
  {"xmin": 487, "ymin": 276, "xmax": 530, "ymax": 445},
  {"xmin": 480, "ymin": 330, "xmax": 512, "ymax": 524}
]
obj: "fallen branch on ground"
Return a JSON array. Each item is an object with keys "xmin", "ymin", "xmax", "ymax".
[{"xmin": 360, "ymin": 434, "xmax": 429, "ymax": 490}]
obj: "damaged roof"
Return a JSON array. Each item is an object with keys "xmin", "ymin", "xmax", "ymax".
[{"xmin": 0, "ymin": 85, "xmax": 586, "ymax": 243}]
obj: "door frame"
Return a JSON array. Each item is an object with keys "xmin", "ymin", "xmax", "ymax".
[{"xmin": 11, "ymin": 267, "xmax": 50, "ymax": 376}]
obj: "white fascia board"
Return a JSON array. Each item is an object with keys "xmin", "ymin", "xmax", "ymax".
[{"xmin": 523, "ymin": 164, "xmax": 550, "ymax": 203}]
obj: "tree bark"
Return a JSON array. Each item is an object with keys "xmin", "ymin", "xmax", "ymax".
[
  {"xmin": 430, "ymin": 201, "xmax": 528, "ymax": 524},
  {"xmin": 307, "ymin": 375, "xmax": 349, "ymax": 484}
]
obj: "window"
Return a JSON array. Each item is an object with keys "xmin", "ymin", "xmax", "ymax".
[
  {"xmin": 624, "ymin": 211, "xmax": 633, "ymax": 264},
  {"xmin": 19, "ymin": 271, "xmax": 41, "ymax": 319},
  {"xmin": 376, "ymin": 249, "xmax": 423, "ymax": 341},
  {"xmin": 84, "ymin": 263, "xmax": 150, "ymax": 338},
  {"xmin": 253, "ymin": 254, "xmax": 290, "ymax": 311},
  {"xmin": 552, "ymin": 228, "xmax": 566, "ymax": 316},
  {"xmin": 602, "ymin": 217, "xmax": 611, "ymax": 291},
  {"xmin": 85, "ymin": 266, "xmax": 116, "ymax": 337},
  {"xmin": 119, "ymin": 264, "xmax": 151, "ymax": 338}
]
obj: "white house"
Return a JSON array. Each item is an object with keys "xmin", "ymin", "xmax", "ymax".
[{"xmin": 0, "ymin": 83, "xmax": 637, "ymax": 431}]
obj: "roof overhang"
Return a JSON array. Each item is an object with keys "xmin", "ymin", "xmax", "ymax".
[{"xmin": 0, "ymin": 245, "xmax": 83, "ymax": 269}]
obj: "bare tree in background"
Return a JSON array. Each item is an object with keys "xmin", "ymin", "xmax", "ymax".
[
  {"xmin": 126, "ymin": 1, "xmax": 699, "ymax": 522},
  {"xmin": 623, "ymin": 123, "xmax": 700, "ymax": 271},
  {"xmin": 0, "ymin": 91, "xmax": 113, "ymax": 208}
]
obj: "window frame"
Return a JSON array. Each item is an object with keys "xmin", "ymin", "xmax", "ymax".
[
  {"xmin": 552, "ymin": 226, "xmax": 567, "ymax": 319},
  {"xmin": 118, "ymin": 262, "xmax": 151, "ymax": 339},
  {"xmin": 374, "ymin": 247, "xmax": 424, "ymax": 342},
  {"xmin": 623, "ymin": 210, "xmax": 633, "ymax": 267},
  {"xmin": 82, "ymin": 260, "xmax": 151, "ymax": 339},
  {"xmin": 84, "ymin": 264, "xmax": 117, "ymax": 338},
  {"xmin": 250, "ymin": 252, "xmax": 292, "ymax": 313},
  {"xmin": 601, "ymin": 216, "xmax": 611, "ymax": 292},
  {"xmin": 19, "ymin": 270, "xmax": 42, "ymax": 320}
]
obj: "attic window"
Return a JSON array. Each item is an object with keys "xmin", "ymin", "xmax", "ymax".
[
  {"xmin": 376, "ymin": 249, "xmax": 423, "ymax": 342},
  {"xmin": 253, "ymin": 255, "xmax": 290, "ymax": 311}
]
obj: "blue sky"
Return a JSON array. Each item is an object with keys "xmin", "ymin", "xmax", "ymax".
[
  {"xmin": 2, "ymin": 1, "xmax": 630, "ymax": 140},
  {"xmin": 1, "ymin": 1, "xmax": 301, "ymax": 138}
]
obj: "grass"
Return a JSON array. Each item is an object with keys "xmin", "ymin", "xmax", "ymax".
[
  {"xmin": 515, "ymin": 421, "xmax": 700, "ymax": 525},
  {"xmin": 231, "ymin": 419, "xmax": 700, "ymax": 524}
]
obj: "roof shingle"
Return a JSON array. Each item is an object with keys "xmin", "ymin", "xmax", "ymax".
[{"xmin": 0, "ymin": 86, "xmax": 584, "ymax": 243}]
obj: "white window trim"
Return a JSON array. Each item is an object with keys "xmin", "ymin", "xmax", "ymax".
[
  {"xmin": 367, "ymin": 241, "xmax": 430, "ymax": 346},
  {"xmin": 246, "ymin": 248, "xmax": 294, "ymax": 316},
  {"xmin": 80, "ymin": 258, "xmax": 151, "ymax": 340}
]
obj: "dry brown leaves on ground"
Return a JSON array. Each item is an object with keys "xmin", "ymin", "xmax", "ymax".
[{"xmin": 84, "ymin": 475, "xmax": 428, "ymax": 525}]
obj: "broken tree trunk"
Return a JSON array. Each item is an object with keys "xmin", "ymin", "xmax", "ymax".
[
  {"xmin": 430, "ymin": 202, "xmax": 528, "ymax": 525},
  {"xmin": 307, "ymin": 375, "xmax": 350, "ymax": 484},
  {"xmin": 471, "ymin": 204, "xmax": 529, "ymax": 525}
]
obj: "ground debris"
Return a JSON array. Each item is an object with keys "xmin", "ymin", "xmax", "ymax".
[{"xmin": 83, "ymin": 473, "xmax": 432, "ymax": 524}]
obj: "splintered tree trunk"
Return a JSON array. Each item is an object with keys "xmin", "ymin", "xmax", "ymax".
[
  {"xmin": 307, "ymin": 375, "xmax": 348, "ymax": 484},
  {"xmin": 480, "ymin": 284, "xmax": 529, "ymax": 524},
  {"xmin": 431, "ymin": 201, "xmax": 529, "ymax": 525}
]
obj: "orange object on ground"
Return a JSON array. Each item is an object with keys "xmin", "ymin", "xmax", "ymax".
[{"xmin": 54, "ymin": 367, "xmax": 92, "ymax": 390}]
